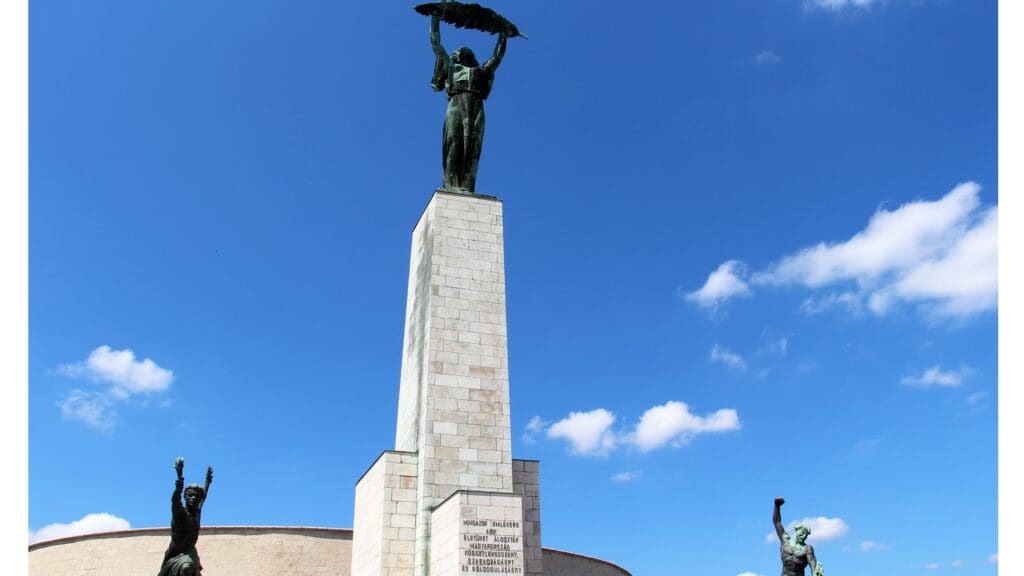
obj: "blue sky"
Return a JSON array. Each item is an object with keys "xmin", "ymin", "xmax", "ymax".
[{"xmin": 25, "ymin": 1, "xmax": 1004, "ymax": 575}]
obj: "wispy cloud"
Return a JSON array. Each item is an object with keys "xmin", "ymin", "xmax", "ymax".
[
  {"xmin": 56, "ymin": 346, "xmax": 175, "ymax": 430},
  {"xmin": 925, "ymin": 562, "xmax": 940, "ymax": 570},
  {"xmin": 853, "ymin": 438, "xmax": 881, "ymax": 455},
  {"xmin": 859, "ymin": 540, "xmax": 891, "ymax": 552},
  {"xmin": 966, "ymin": 391, "xmax": 989, "ymax": 405},
  {"xmin": 710, "ymin": 344, "xmax": 747, "ymax": 370},
  {"xmin": 58, "ymin": 389, "xmax": 117, "ymax": 431},
  {"xmin": 611, "ymin": 470, "xmax": 642, "ymax": 483},
  {"xmin": 951, "ymin": 559, "xmax": 964, "ymax": 568},
  {"xmin": 683, "ymin": 260, "xmax": 752, "ymax": 313},
  {"xmin": 521, "ymin": 415, "xmax": 549, "ymax": 444},
  {"xmin": 988, "ymin": 553, "xmax": 998, "ymax": 564},
  {"xmin": 805, "ymin": 0, "xmax": 883, "ymax": 11},
  {"xmin": 738, "ymin": 572, "xmax": 765, "ymax": 576},
  {"xmin": 757, "ymin": 337, "xmax": 789, "ymax": 358},
  {"xmin": 766, "ymin": 517, "xmax": 849, "ymax": 544},
  {"xmin": 29, "ymin": 513, "xmax": 131, "ymax": 544},
  {"xmin": 687, "ymin": 183, "xmax": 997, "ymax": 322},
  {"xmin": 900, "ymin": 365, "xmax": 969, "ymax": 388},
  {"xmin": 755, "ymin": 50, "xmax": 783, "ymax": 64},
  {"xmin": 800, "ymin": 291, "xmax": 862, "ymax": 316},
  {"xmin": 537, "ymin": 401, "xmax": 740, "ymax": 457}
]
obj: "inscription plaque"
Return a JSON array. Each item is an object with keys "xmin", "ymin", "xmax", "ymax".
[{"xmin": 462, "ymin": 519, "xmax": 523, "ymax": 574}]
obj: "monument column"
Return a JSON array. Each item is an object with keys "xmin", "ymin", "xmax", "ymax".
[
  {"xmin": 353, "ymin": 189, "xmax": 541, "ymax": 576},
  {"xmin": 395, "ymin": 191, "xmax": 516, "ymax": 576}
]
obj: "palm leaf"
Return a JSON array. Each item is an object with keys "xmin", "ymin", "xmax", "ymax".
[{"xmin": 415, "ymin": 1, "xmax": 526, "ymax": 39}]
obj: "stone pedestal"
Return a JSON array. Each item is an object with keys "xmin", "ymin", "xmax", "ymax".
[
  {"xmin": 431, "ymin": 491, "xmax": 524, "ymax": 575},
  {"xmin": 352, "ymin": 190, "xmax": 541, "ymax": 576}
]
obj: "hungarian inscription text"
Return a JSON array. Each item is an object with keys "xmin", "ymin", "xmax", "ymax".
[{"xmin": 461, "ymin": 519, "xmax": 523, "ymax": 574}]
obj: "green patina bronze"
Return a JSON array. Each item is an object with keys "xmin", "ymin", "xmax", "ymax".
[
  {"xmin": 773, "ymin": 497, "xmax": 824, "ymax": 576},
  {"xmin": 416, "ymin": 2, "xmax": 524, "ymax": 193}
]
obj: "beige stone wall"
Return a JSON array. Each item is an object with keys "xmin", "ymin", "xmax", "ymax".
[
  {"xmin": 542, "ymin": 549, "xmax": 632, "ymax": 576},
  {"xmin": 352, "ymin": 451, "xmax": 419, "ymax": 576},
  {"xmin": 29, "ymin": 529, "xmax": 628, "ymax": 576},
  {"xmin": 512, "ymin": 459, "xmax": 543, "ymax": 576},
  {"xmin": 29, "ymin": 526, "xmax": 353, "ymax": 576}
]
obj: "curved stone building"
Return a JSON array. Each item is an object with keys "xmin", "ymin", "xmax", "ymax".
[{"xmin": 28, "ymin": 527, "xmax": 630, "ymax": 576}]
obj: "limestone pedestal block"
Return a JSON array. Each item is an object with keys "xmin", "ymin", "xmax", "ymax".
[
  {"xmin": 351, "ymin": 451, "xmax": 419, "ymax": 576},
  {"xmin": 430, "ymin": 491, "xmax": 525, "ymax": 576},
  {"xmin": 512, "ymin": 460, "xmax": 542, "ymax": 576}
]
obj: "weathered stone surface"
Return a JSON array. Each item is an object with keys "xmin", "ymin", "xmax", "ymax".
[
  {"xmin": 431, "ymin": 491, "xmax": 524, "ymax": 576},
  {"xmin": 352, "ymin": 451, "xmax": 420, "ymax": 576}
]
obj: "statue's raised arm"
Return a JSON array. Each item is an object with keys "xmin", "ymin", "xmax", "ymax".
[
  {"xmin": 482, "ymin": 32, "xmax": 506, "ymax": 74},
  {"xmin": 203, "ymin": 466, "xmax": 214, "ymax": 502},
  {"xmin": 773, "ymin": 497, "xmax": 787, "ymax": 543},
  {"xmin": 774, "ymin": 497, "xmax": 819, "ymax": 576},
  {"xmin": 171, "ymin": 457, "xmax": 185, "ymax": 510}
]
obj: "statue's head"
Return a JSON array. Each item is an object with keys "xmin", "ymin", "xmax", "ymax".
[
  {"xmin": 793, "ymin": 523, "xmax": 811, "ymax": 544},
  {"xmin": 451, "ymin": 47, "xmax": 479, "ymax": 67},
  {"xmin": 184, "ymin": 484, "xmax": 205, "ymax": 511}
]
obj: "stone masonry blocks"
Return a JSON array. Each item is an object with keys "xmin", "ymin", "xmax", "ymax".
[
  {"xmin": 351, "ymin": 451, "xmax": 419, "ymax": 576},
  {"xmin": 391, "ymin": 192, "xmax": 516, "ymax": 576}
]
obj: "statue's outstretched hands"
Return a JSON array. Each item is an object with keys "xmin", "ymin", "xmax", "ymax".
[
  {"xmin": 206, "ymin": 466, "xmax": 214, "ymax": 484},
  {"xmin": 175, "ymin": 457, "xmax": 185, "ymax": 478},
  {"xmin": 775, "ymin": 497, "xmax": 785, "ymax": 507}
]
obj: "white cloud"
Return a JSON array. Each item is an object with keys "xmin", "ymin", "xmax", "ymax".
[
  {"xmin": 802, "ymin": 517, "xmax": 850, "ymax": 542},
  {"xmin": 766, "ymin": 517, "xmax": 849, "ymax": 544},
  {"xmin": 755, "ymin": 183, "xmax": 980, "ymax": 287},
  {"xmin": 755, "ymin": 50, "xmax": 783, "ymax": 64},
  {"xmin": 738, "ymin": 572, "xmax": 765, "ymax": 576},
  {"xmin": 951, "ymin": 559, "xmax": 964, "ymax": 568},
  {"xmin": 900, "ymin": 365, "xmax": 968, "ymax": 387},
  {"xmin": 29, "ymin": 513, "xmax": 131, "ymax": 544},
  {"xmin": 692, "ymin": 183, "xmax": 996, "ymax": 322},
  {"xmin": 611, "ymin": 470, "xmax": 642, "ymax": 483},
  {"xmin": 58, "ymin": 389, "xmax": 116, "ymax": 431},
  {"xmin": 988, "ymin": 553, "xmax": 997, "ymax": 564},
  {"xmin": 56, "ymin": 346, "xmax": 175, "ymax": 430},
  {"xmin": 805, "ymin": 0, "xmax": 882, "ymax": 11},
  {"xmin": 874, "ymin": 206, "xmax": 997, "ymax": 318},
  {"xmin": 61, "ymin": 345, "xmax": 174, "ymax": 397},
  {"xmin": 542, "ymin": 401, "xmax": 741, "ymax": 456},
  {"xmin": 547, "ymin": 409, "xmax": 618, "ymax": 456},
  {"xmin": 859, "ymin": 540, "xmax": 891, "ymax": 552},
  {"xmin": 709, "ymin": 344, "xmax": 747, "ymax": 370},
  {"xmin": 925, "ymin": 563, "xmax": 940, "ymax": 570},
  {"xmin": 632, "ymin": 401, "xmax": 741, "ymax": 451},
  {"xmin": 684, "ymin": 260, "xmax": 752, "ymax": 311}
]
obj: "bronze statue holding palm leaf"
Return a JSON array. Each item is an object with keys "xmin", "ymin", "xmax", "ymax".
[{"xmin": 415, "ymin": 2, "xmax": 526, "ymax": 193}]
